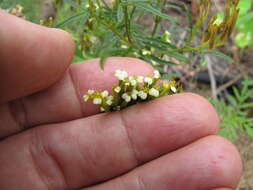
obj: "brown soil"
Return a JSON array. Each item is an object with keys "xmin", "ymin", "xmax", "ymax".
[{"xmin": 235, "ymin": 134, "xmax": 253, "ymax": 190}]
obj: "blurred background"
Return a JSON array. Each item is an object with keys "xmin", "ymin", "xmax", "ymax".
[{"xmin": 1, "ymin": 0, "xmax": 252, "ymax": 189}]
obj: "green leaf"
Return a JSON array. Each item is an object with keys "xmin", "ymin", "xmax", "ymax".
[
  {"xmin": 227, "ymin": 94, "xmax": 237, "ymax": 106},
  {"xmin": 245, "ymin": 126, "xmax": 253, "ymax": 137},
  {"xmin": 238, "ymin": 0, "xmax": 252, "ymax": 15},
  {"xmin": 242, "ymin": 79, "xmax": 253, "ymax": 86},
  {"xmin": 236, "ymin": 12, "xmax": 253, "ymax": 26},
  {"xmin": 121, "ymin": 0, "xmax": 150, "ymax": 4},
  {"xmin": 239, "ymin": 102, "xmax": 253, "ymax": 109},
  {"xmin": 66, "ymin": 0, "xmax": 86, "ymax": 10},
  {"xmin": 207, "ymin": 51, "xmax": 234, "ymax": 63},
  {"xmin": 235, "ymin": 31, "xmax": 253, "ymax": 48},
  {"xmin": 55, "ymin": 12, "xmax": 88, "ymax": 28},
  {"xmin": 150, "ymin": 55, "xmax": 177, "ymax": 65},
  {"xmin": 135, "ymin": 3, "xmax": 177, "ymax": 23},
  {"xmin": 232, "ymin": 87, "xmax": 241, "ymax": 102},
  {"xmin": 134, "ymin": 35, "xmax": 178, "ymax": 51},
  {"xmin": 165, "ymin": 52, "xmax": 189, "ymax": 63},
  {"xmin": 73, "ymin": 55, "xmax": 84, "ymax": 63}
]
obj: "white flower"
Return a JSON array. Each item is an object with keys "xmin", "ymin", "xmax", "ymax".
[
  {"xmin": 171, "ymin": 86, "xmax": 177, "ymax": 93},
  {"xmin": 106, "ymin": 99, "xmax": 113, "ymax": 105},
  {"xmin": 93, "ymin": 98, "xmax": 102, "ymax": 105},
  {"xmin": 101, "ymin": 90, "xmax": 109, "ymax": 97},
  {"xmin": 122, "ymin": 93, "xmax": 131, "ymax": 102},
  {"xmin": 108, "ymin": 95, "xmax": 113, "ymax": 100},
  {"xmin": 115, "ymin": 70, "xmax": 128, "ymax": 80},
  {"xmin": 138, "ymin": 91, "xmax": 147, "ymax": 100},
  {"xmin": 83, "ymin": 95, "xmax": 89, "ymax": 101},
  {"xmin": 137, "ymin": 76, "xmax": 144, "ymax": 83},
  {"xmin": 142, "ymin": 49, "xmax": 151, "ymax": 55},
  {"xmin": 130, "ymin": 79, "xmax": 137, "ymax": 86},
  {"xmin": 131, "ymin": 93, "xmax": 137, "ymax": 100},
  {"xmin": 144, "ymin": 77, "xmax": 153, "ymax": 85},
  {"xmin": 100, "ymin": 107, "xmax": 105, "ymax": 112},
  {"xmin": 114, "ymin": 86, "xmax": 121, "ymax": 93},
  {"xmin": 106, "ymin": 96, "xmax": 113, "ymax": 106},
  {"xmin": 94, "ymin": 3, "xmax": 99, "ymax": 9},
  {"xmin": 87, "ymin": 90, "xmax": 95, "ymax": 95},
  {"xmin": 149, "ymin": 88, "xmax": 159, "ymax": 97},
  {"xmin": 125, "ymin": 82, "xmax": 130, "ymax": 86},
  {"xmin": 131, "ymin": 89, "xmax": 138, "ymax": 100},
  {"xmin": 121, "ymin": 45, "xmax": 128, "ymax": 49},
  {"xmin": 153, "ymin": 70, "xmax": 160, "ymax": 79}
]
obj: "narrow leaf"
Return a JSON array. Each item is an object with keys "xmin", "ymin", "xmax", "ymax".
[
  {"xmin": 207, "ymin": 51, "xmax": 234, "ymax": 63},
  {"xmin": 135, "ymin": 3, "xmax": 177, "ymax": 23},
  {"xmin": 56, "ymin": 12, "xmax": 88, "ymax": 28}
]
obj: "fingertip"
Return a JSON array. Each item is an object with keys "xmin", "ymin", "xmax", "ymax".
[
  {"xmin": 198, "ymin": 135, "xmax": 242, "ymax": 189},
  {"xmin": 179, "ymin": 92, "xmax": 220, "ymax": 132},
  {"xmin": 49, "ymin": 28, "xmax": 75, "ymax": 59},
  {"xmin": 0, "ymin": 12, "xmax": 75, "ymax": 103},
  {"xmin": 47, "ymin": 27, "xmax": 75, "ymax": 77}
]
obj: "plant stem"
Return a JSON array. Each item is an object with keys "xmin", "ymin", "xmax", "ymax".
[
  {"xmin": 130, "ymin": 6, "xmax": 136, "ymax": 19},
  {"xmin": 124, "ymin": 6, "xmax": 132, "ymax": 43},
  {"xmin": 151, "ymin": 0, "xmax": 166, "ymax": 36},
  {"xmin": 151, "ymin": 17, "xmax": 160, "ymax": 36}
]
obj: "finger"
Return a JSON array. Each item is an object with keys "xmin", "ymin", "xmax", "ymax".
[
  {"xmin": 0, "ymin": 10, "xmax": 74, "ymax": 103},
  {"xmin": 0, "ymin": 93, "xmax": 219, "ymax": 190},
  {"xmin": 84, "ymin": 136, "xmax": 242, "ymax": 190},
  {"xmin": 0, "ymin": 57, "xmax": 153, "ymax": 138}
]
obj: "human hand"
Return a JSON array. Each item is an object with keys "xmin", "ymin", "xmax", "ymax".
[{"xmin": 0, "ymin": 10, "xmax": 242, "ymax": 190}]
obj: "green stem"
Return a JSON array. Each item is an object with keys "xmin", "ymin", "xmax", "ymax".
[
  {"xmin": 130, "ymin": 7, "xmax": 136, "ymax": 19},
  {"xmin": 151, "ymin": 17, "xmax": 160, "ymax": 36},
  {"xmin": 152, "ymin": 0, "xmax": 165, "ymax": 36},
  {"xmin": 124, "ymin": 6, "xmax": 132, "ymax": 43}
]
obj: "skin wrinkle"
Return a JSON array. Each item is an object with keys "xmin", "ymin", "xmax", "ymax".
[
  {"xmin": 28, "ymin": 129, "xmax": 56, "ymax": 190},
  {"xmin": 119, "ymin": 111, "xmax": 140, "ymax": 166},
  {"xmin": 68, "ymin": 67, "xmax": 85, "ymax": 117},
  {"xmin": 7, "ymin": 98, "xmax": 28, "ymax": 133},
  {"xmin": 6, "ymin": 101, "xmax": 24, "ymax": 133},
  {"xmin": 20, "ymin": 97, "xmax": 29, "ymax": 128},
  {"xmin": 43, "ymin": 144, "xmax": 70, "ymax": 190},
  {"xmin": 136, "ymin": 174, "xmax": 148, "ymax": 190},
  {"xmin": 29, "ymin": 128, "xmax": 69, "ymax": 190},
  {"xmin": 79, "ymin": 114, "xmax": 140, "ymax": 186}
]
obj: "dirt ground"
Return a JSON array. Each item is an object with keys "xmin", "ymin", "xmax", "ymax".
[{"xmin": 235, "ymin": 134, "xmax": 253, "ymax": 190}]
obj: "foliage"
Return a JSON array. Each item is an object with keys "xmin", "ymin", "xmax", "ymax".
[
  {"xmin": 49, "ymin": 0, "xmax": 238, "ymax": 67},
  {"xmin": 234, "ymin": 0, "xmax": 253, "ymax": 48},
  {"xmin": 215, "ymin": 0, "xmax": 253, "ymax": 48},
  {"xmin": 210, "ymin": 78, "xmax": 253, "ymax": 141}
]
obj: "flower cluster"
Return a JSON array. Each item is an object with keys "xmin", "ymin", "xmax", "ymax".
[{"xmin": 83, "ymin": 70, "xmax": 179, "ymax": 112}]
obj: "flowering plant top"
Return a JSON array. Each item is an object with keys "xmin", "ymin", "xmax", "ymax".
[{"xmin": 83, "ymin": 69, "xmax": 179, "ymax": 112}]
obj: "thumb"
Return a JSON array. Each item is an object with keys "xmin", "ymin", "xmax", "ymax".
[{"xmin": 0, "ymin": 10, "xmax": 74, "ymax": 103}]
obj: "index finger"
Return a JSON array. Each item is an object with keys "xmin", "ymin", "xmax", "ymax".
[{"xmin": 0, "ymin": 10, "xmax": 74, "ymax": 103}]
